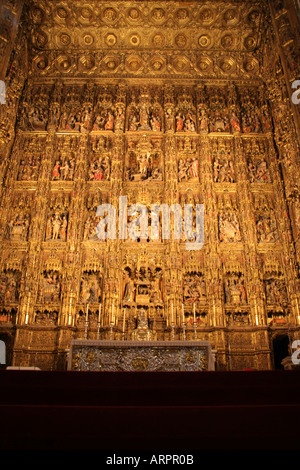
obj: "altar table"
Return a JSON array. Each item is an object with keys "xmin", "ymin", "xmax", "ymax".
[{"xmin": 68, "ymin": 340, "xmax": 215, "ymax": 372}]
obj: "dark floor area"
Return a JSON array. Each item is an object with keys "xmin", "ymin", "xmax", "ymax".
[{"xmin": 1, "ymin": 369, "xmax": 300, "ymax": 451}]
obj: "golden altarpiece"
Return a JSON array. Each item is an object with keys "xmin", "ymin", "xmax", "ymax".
[{"xmin": 0, "ymin": 0, "xmax": 299, "ymax": 370}]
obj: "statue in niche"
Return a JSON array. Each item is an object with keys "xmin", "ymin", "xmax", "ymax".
[
  {"xmin": 176, "ymin": 110, "xmax": 196, "ymax": 132},
  {"xmin": 230, "ymin": 111, "xmax": 241, "ymax": 133},
  {"xmin": 213, "ymin": 158, "xmax": 235, "ymax": 183},
  {"xmin": 104, "ymin": 111, "xmax": 114, "ymax": 131},
  {"xmin": 198, "ymin": 108, "xmax": 209, "ymax": 133},
  {"xmin": 115, "ymin": 105, "xmax": 125, "ymax": 132},
  {"xmin": 265, "ymin": 279, "xmax": 287, "ymax": 304},
  {"xmin": 128, "ymin": 110, "xmax": 140, "ymax": 131},
  {"xmin": 241, "ymin": 111, "xmax": 261, "ymax": 133},
  {"xmin": 128, "ymin": 99, "xmax": 162, "ymax": 133},
  {"xmin": 52, "ymin": 156, "xmax": 75, "ymax": 181},
  {"xmin": 48, "ymin": 105, "xmax": 60, "ymax": 129},
  {"xmin": 165, "ymin": 108, "xmax": 174, "ymax": 131},
  {"xmin": 80, "ymin": 105, "xmax": 92, "ymax": 132},
  {"xmin": 39, "ymin": 271, "xmax": 61, "ymax": 303},
  {"xmin": 248, "ymin": 159, "xmax": 271, "ymax": 183},
  {"xmin": 219, "ymin": 213, "xmax": 241, "ymax": 242},
  {"xmin": 178, "ymin": 157, "xmax": 199, "ymax": 181},
  {"xmin": 176, "ymin": 112, "xmax": 184, "ymax": 132},
  {"xmin": 126, "ymin": 144, "xmax": 162, "ymax": 182},
  {"xmin": 261, "ymin": 109, "xmax": 272, "ymax": 132},
  {"xmin": 183, "ymin": 273, "xmax": 206, "ymax": 303},
  {"xmin": 150, "ymin": 113, "xmax": 162, "ymax": 132},
  {"xmin": 80, "ymin": 273, "xmax": 101, "ymax": 303},
  {"xmin": 150, "ymin": 271, "xmax": 163, "ymax": 303},
  {"xmin": 59, "ymin": 110, "xmax": 81, "ymax": 131},
  {"xmin": 89, "ymin": 155, "xmax": 110, "ymax": 181},
  {"xmin": 210, "ymin": 111, "xmax": 230, "ymax": 133},
  {"xmin": 0, "ymin": 271, "xmax": 20, "ymax": 303},
  {"xmin": 52, "ymin": 160, "xmax": 61, "ymax": 180},
  {"xmin": 224, "ymin": 276, "xmax": 247, "ymax": 304},
  {"xmin": 123, "ymin": 271, "xmax": 136, "ymax": 302},
  {"xmin": 184, "ymin": 111, "xmax": 196, "ymax": 132},
  {"xmin": 18, "ymin": 155, "xmax": 40, "ymax": 181},
  {"xmin": 59, "ymin": 111, "xmax": 68, "ymax": 130},
  {"xmin": 83, "ymin": 213, "xmax": 105, "ymax": 241},
  {"xmin": 256, "ymin": 215, "xmax": 278, "ymax": 242},
  {"xmin": 139, "ymin": 104, "xmax": 151, "ymax": 130},
  {"xmin": 20, "ymin": 105, "xmax": 48, "ymax": 131},
  {"xmin": 45, "ymin": 212, "xmax": 68, "ymax": 241},
  {"xmin": 93, "ymin": 113, "xmax": 106, "ymax": 130},
  {"xmin": 138, "ymin": 152, "xmax": 150, "ymax": 176},
  {"xmin": 8, "ymin": 213, "xmax": 30, "ymax": 241},
  {"xmin": 132, "ymin": 309, "xmax": 154, "ymax": 341},
  {"xmin": 61, "ymin": 158, "xmax": 75, "ymax": 180}
]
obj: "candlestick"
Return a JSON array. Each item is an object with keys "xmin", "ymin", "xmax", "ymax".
[
  {"xmin": 110, "ymin": 321, "xmax": 114, "ymax": 340},
  {"xmin": 171, "ymin": 323, "xmax": 175, "ymax": 341},
  {"xmin": 254, "ymin": 303, "xmax": 259, "ymax": 326},
  {"xmin": 193, "ymin": 303, "xmax": 197, "ymax": 339},
  {"xmin": 122, "ymin": 308, "xmax": 126, "ymax": 340},
  {"xmin": 68, "ymin": 296, "xmax": 72, "ymax": 326},
  {"xmin": 84, "ymin": 320, "xmax": 88, "ymax": 340},
  {"xmin": 212, "ymin": 302, "xmax": 216, "ymax": 327},
  {"xmin": 171, "ymin": 303, "xmax": 174, "ymax": 324},
  {"xmin": 86, "ymin": 303, "xmax": 89, "ymax": 322},
  {"xmin": 25, "ymin": 293, "xmax": 30, "ymax": 324},
  {"xmin": 182, "ymin": 303, "xmax": 186, "ymax": 341},
  {"xmin": 98, "ymin": 303, "xmax": 102, "ymax": 325},
  {"xmin": 111, "ymin": 303, "xmax": 114, "ymax": 325}
]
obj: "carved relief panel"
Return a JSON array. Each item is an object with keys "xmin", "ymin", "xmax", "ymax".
[
  {"xmin": 52, "ymin": 135, "xmax": 79, "ymax": 181},
  {"xmin": 177, "ymin": 137, "xmax": 199, "ymax": 182},
  {"xmin": 0, "ymin": 270, "xmax": 21, "ymax": 304},
  {"xmin": 254, "ymin": 195, "xmax": 279, "ymax": 243},
  {"xmin": 6, "ymin": 192, "xmax": 33, "ymax": 242},
  {"xmin": 125, "ymin": 134, "xmax": 163, "ymax": 182},
  {"xmin": 175, "ymin": 88, "xmax": 196, "ymax": 133},
  {"xmin": 122, "ymin": 265, "xmax": 163, "ymax": 307},
  {"xmin": 218, "ymin": 194, "xmax": 242, "ymax": 243},
  {"xmin": 17, "ymin": 136, "xmax": 46, "ymax": 181},
  {"xmin": 79, "ymin": 270, "xmax": 102, "ymax": 304},
  {"xmin": 206, "ymin": 86, "xmax": 231, "ymax": 133},
  {"xmin": 211, "ymin": 138, "xmax": 235, "ymax": 183},
  {"xmin": 83, "ymin": 192, "xmax": 109, "ymax": 242},
  {"xmin": 58, "ymin": 85, "xmax": 86, "ymax": 132},
  {"xmin": 18, "ymin": 84, "xmax": 51, "ymax": 132},
  {"xmin": 38, "ymin": 270, "xmax": 61, "ymax": 304},
  {"xmin": 88, "ymin": 135, "xmax": 112, "ymax": 181},
  {"xmin": 238, "ymin": 86, "xmax": 263, "ymax": 134},
  {"xmin": 183, "ymin": 272, "xmax": 206, "ymax": 304},
  {"xmin": 243, "ymin": 138, "xmax": 272, "ymax": 183},
  {"xmin": 127, "ymin": 87, "xmax": 163, "ymax": 133},
  {"xmin": 45, "ymin": 193, "xmax": 69, "ymax": 242}
]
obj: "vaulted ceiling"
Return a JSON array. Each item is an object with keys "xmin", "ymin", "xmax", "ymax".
[{"xmin": 25, "ymin": 1, "xmax": 266, "ymax": 82}]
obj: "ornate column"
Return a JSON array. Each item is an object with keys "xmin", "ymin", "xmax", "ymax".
[{"xmin": 163, "ymin": 133, "xmax": 180, "ymax": 334}]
